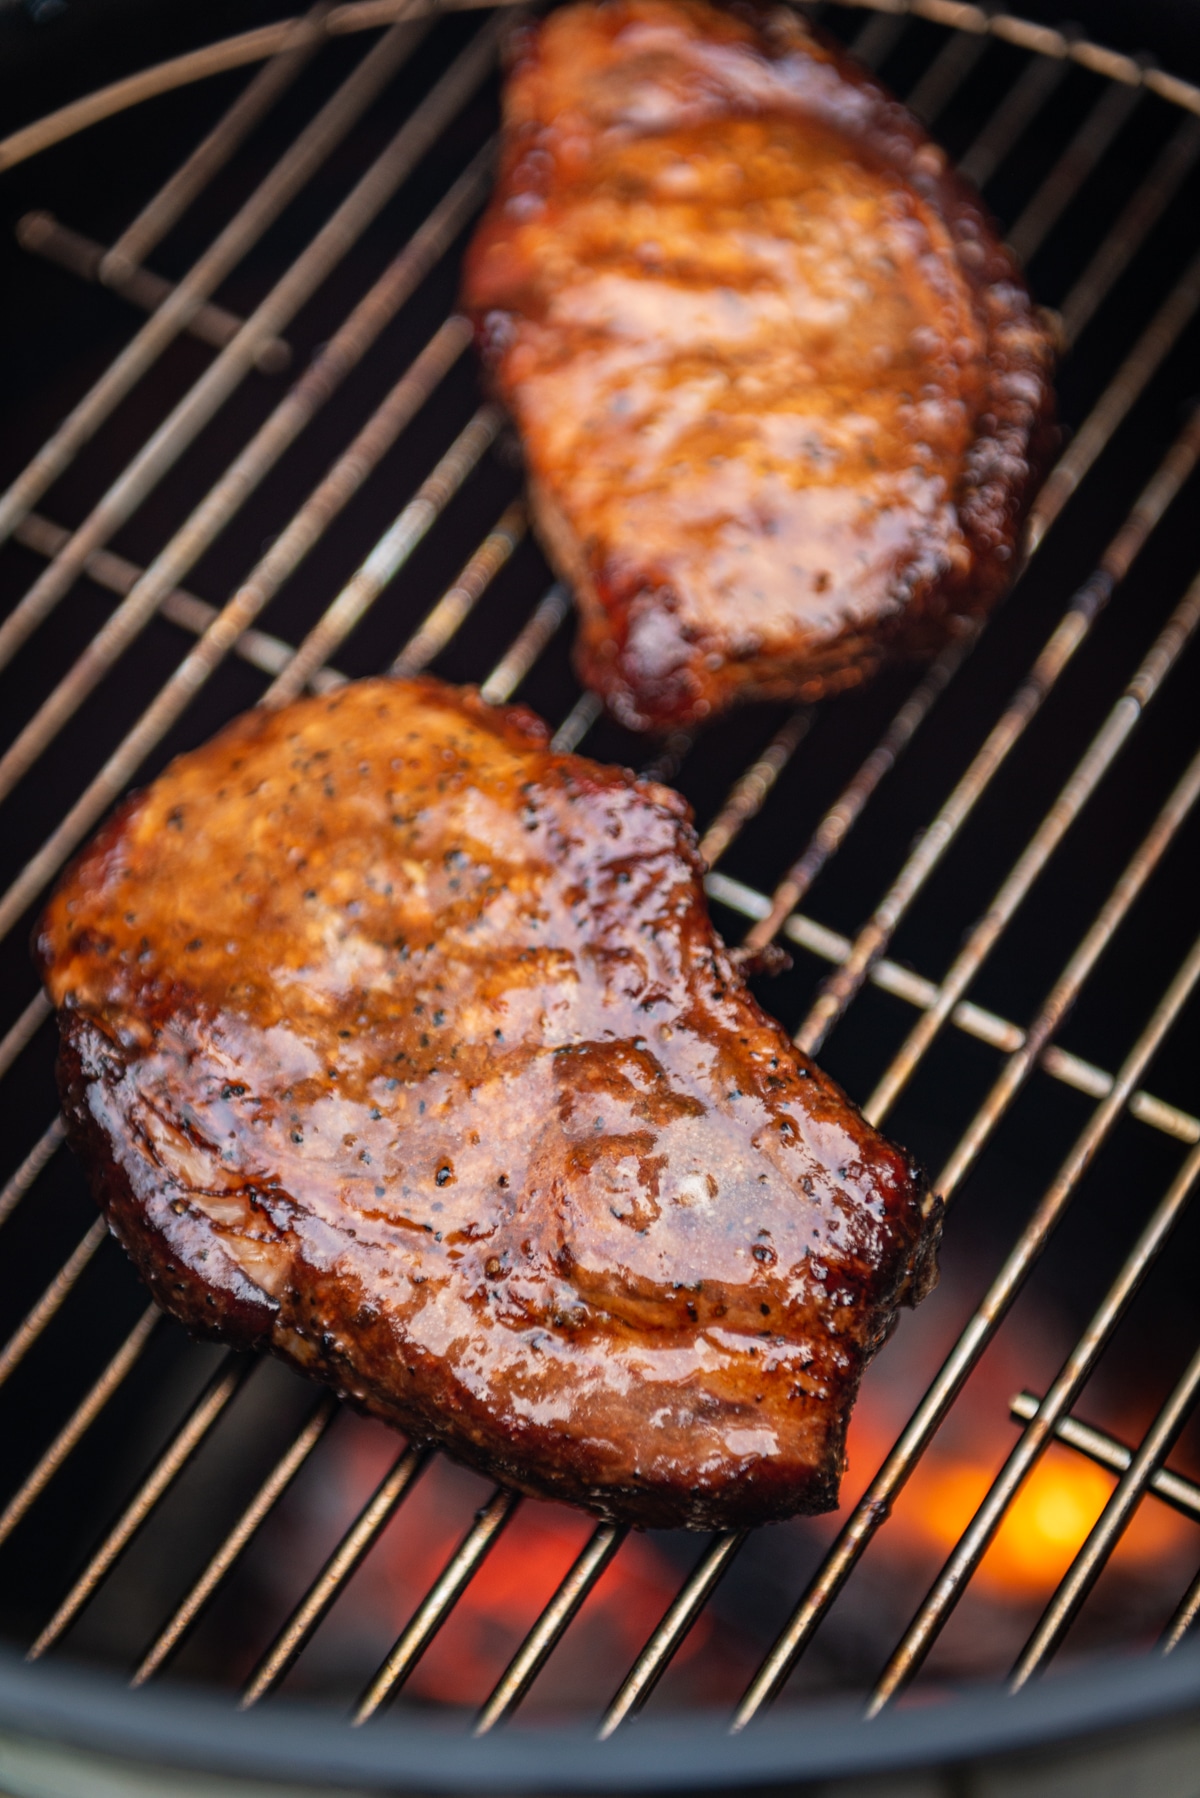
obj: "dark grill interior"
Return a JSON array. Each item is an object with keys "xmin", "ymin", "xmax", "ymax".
[{"xmin": 0, "ymin": 0, "xmax": 1198, "ymax": 1745}]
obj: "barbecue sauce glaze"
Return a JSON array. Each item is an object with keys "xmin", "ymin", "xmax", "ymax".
[
  {"xmin": 37, "ymin": 679, "xmax": 937, "ymax": 1527},
  {"xmin": 463, "ymin": 0, "xmax": 1056, "ymax": 729}
]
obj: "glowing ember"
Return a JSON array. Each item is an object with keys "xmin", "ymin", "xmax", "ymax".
[
  {"xmin": 288, "ymin": 1418, "xmax": 716, "ymax": 1709},
  {"xmin": 914, "ymin": 1450, "xmax": 1114, "ymax": 1594},
  {"xmin": 837, "ymin": 1291, "xmax": 1196, "ymax": 1606}
]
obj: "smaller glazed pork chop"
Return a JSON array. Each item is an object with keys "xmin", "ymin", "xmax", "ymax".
[
  {"xmin": 463, "ymin": 0, "xmax": 1056, "ymax": 731},
  {"xmin": 37, "ymin": 678, "xmax": 937, "ymax": 1528}
]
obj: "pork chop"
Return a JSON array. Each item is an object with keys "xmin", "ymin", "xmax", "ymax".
[
  {"xmin": 36, "ymin": 678, "xmax": 937, "ymax": 1527},
  {"xmin": 462, "ymin": 0, "xmax": 1056, "ymax": 730}
]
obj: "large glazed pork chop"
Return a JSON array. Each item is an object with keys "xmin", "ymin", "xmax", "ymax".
[
  {"xmin": 37, "ymin": 678, "xmax": 938, "ymax": 1528},
  {"xmin": 463, "ymin": 0, "xmax": 1056, "ymax": 730}
]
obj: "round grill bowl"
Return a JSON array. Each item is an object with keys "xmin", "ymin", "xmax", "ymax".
[{"xmin": 1, "ymin": 3, "xmax": 1199, "ymax": 1792}]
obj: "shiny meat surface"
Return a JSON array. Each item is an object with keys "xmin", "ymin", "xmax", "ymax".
[
  {"xmin": 37, "ymin": 678, "xmax": 937, "ymax": 1528},
  {"xmin": 462, "ymin": 0, "xmax": 1056, "ymax": 731}
]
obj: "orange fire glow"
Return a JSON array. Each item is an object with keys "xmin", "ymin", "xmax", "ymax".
[
  {"xmin": 839, "ymin": 1406, "xmax": 1193, "ymax": 1602},
  {"xmin": 327, "ymin": 1423, "xmax": 712, "ymax": 1706},
  {"xmin": 915, "ymin": 1450, "xmax": 1116, "ymax": 1594}
]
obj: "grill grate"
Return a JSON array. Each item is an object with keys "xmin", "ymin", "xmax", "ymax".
[{"xmin": 0, "ymin": 0, "xmax": 1198, "ymax": 1742}]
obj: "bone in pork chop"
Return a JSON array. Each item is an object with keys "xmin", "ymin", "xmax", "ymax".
[
  {"xmin": 37, "ymin": 678, "xmax": 937, "ymax": 1528},
  {"xmin": 462, "ymin": 0, "xmax": 1056, "ymax": 731}
]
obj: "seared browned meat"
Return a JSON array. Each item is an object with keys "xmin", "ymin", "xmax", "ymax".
[
  {"xmin": 462, "ymin": 0, "xmax": 1055, "ymax": 731},
  {"xmin": 36, "ymin": 678, "xmax": 936, "ymax": 1528}
]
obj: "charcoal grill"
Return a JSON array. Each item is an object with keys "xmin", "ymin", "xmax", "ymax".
[{"xmin": 1, "ymin": 1, "xmax": 1199, "ymax": 1791}]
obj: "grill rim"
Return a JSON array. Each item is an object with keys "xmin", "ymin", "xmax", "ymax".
[
  {"xmin": 1, "ymin": 1637, "xmax": 1199, "ymax": 1789},
  {"xmin": 1, "ymin": 0, "xmax": 1199, "ymax": 1767}
]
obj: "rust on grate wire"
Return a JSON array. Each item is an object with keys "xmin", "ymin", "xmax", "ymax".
[{"xmin": 0, "ymin": 0, "xmax": 1197, "ymax": 1736}]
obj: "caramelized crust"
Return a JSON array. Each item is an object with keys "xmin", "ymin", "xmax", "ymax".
[
  {"xmin": 463, "ymin": 0, "xmax": 1056, "ymax": 730},
  {"xmin": 37, "ymin": 678, "xmax": 937, "ymax": 1528}
]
